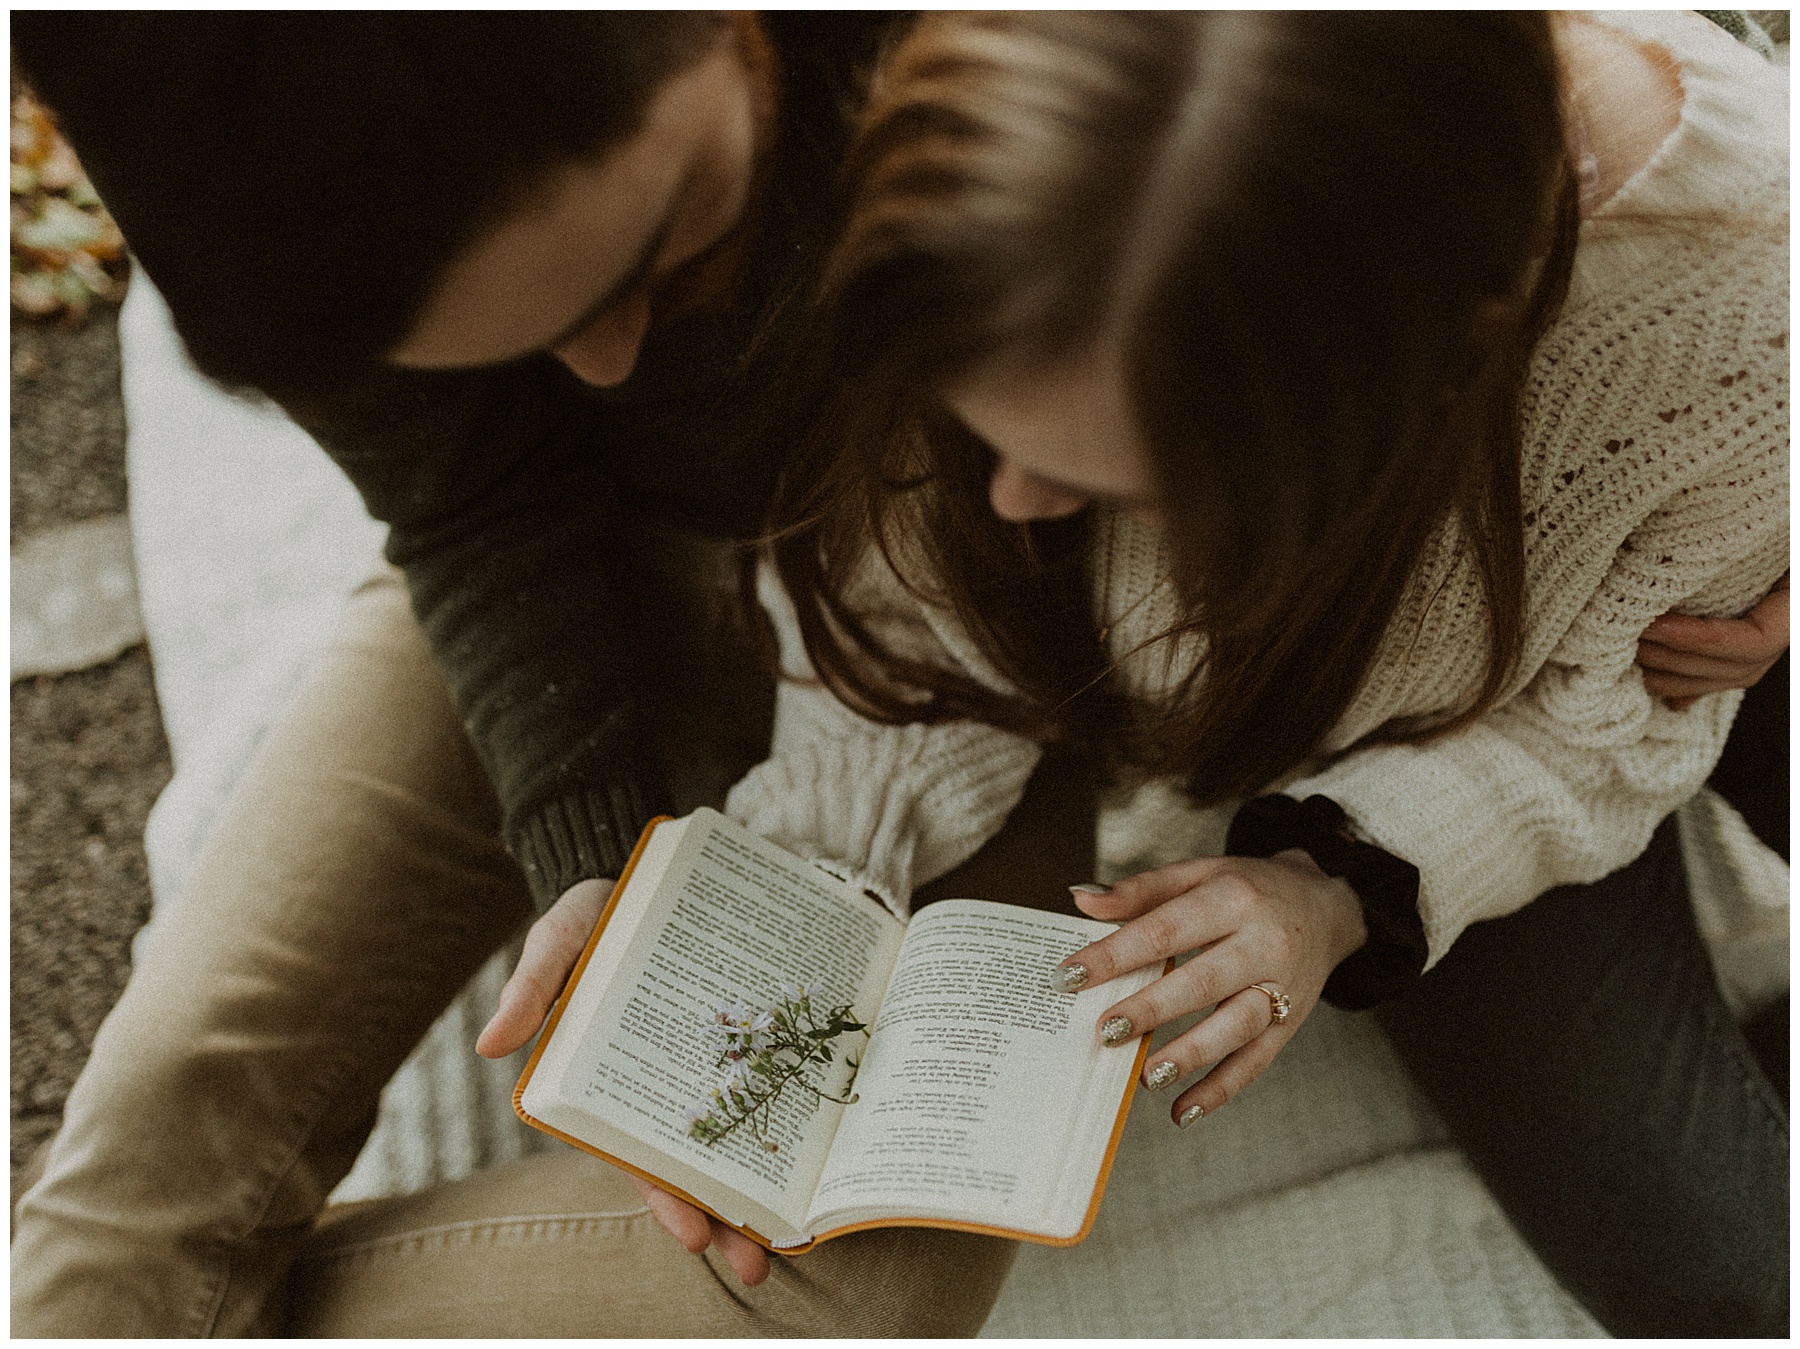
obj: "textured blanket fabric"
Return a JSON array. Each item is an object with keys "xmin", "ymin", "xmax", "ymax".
[
  {"xmin": 119, "ymin": 271, "xmax": 1614, "ymax": 1334},
  {"xmin": 983, "ymin": 1011, "xmax": 1601, "ymax": 1337}
]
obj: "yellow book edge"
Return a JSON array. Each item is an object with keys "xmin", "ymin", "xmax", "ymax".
[{"xmin": 513, "ymin": 815, "xmax": 1151, "ymax": 1253}]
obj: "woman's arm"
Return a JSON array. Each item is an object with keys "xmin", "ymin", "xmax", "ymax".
[
  {"xmin": 723, "ymin": 558, "xmax": 1044, "ymax": 915},
  {"xmin": 1286, "ymin": 438, "xmax": 1788, "ymax": 967},
  {"xmin": 1045, "ymin": 440, "xmax": 1787, "ymax": 1127}
]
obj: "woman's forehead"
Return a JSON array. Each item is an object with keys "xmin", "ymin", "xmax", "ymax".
[{"xmin": 949, "ymin": 348, "xmax": 1156, "ymax": 504}]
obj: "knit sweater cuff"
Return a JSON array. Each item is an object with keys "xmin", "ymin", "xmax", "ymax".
[
  {"xmin": 725, "ymin": 718, "xmax": 1042, "ymax": 922},
  {"xmin": 509, "ymin": 780, "xmax": 656, "ymax": 913},
  {"xmin": 1226, "ymin": 794, "xmax": 1427, "ymax": 1011}
]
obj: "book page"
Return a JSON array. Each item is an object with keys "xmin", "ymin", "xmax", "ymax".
[
  {"xmin": 806, "ymin": 900, "xmax": 1156, "ymax": 1236},
  {"xmin": 550, "ymin": 810, "xmax": 903, "ymax": 1228}
]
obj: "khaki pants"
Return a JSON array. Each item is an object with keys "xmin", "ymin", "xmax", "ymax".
[{"xmin": 10, "ymin": 565, "xmax": 1024, "ymax": 1336}]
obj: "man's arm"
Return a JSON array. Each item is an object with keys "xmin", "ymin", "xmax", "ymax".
[
  {"xmin": 285, "ymin": 356, "xmax": 663, "ymax": 908},
  {"xmin": 1638, "ymin": 574, "xmax": 1789, "ymax": 709}
]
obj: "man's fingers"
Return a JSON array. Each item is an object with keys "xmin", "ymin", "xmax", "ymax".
[
  {"xmin": 476, "ymin": 877, "xmax": 613, "ymax": 1058},
  {"xmin": 1637, "ymin": 639, "xmax": 1771, "ymax": 681},
  {"xmin": 1641, "ymin": 595, "xmax": 1788, "ymax": 663},
  {"xmin": 475, "ymin": 931, "xmax": 575, "ymax": 1058},
  {"xmin": 633, "ymin": 1176, "xmax": 714, "ymax": 1253},
  {"xmin": 475, "ymin": 935, "xmax": 570, "ymax": 1058},
  {"xmin": 475, "ymin": 971, "xmax": 554, "ymax": 1059},
  {"xmin": 712, "ymin": 1223, "xmax": 773, "ymax": 1285},
  {"xmin": 629, "ymin": 1175, "xmax": 771, "ymax": 1285},
  {"xmin": 1641, "ymin": 668, "xmax": 1746, "ymax": 701}
]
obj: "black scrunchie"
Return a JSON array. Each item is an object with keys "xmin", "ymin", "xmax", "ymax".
[{"xmin": 1225, "ymin": 794, "xmax": 1427, "ymax": 1011}]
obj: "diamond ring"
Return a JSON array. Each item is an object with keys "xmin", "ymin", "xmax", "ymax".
[{"xmin": 1249, "ymin": 983, "xmax": 1291, "ymax": 1027}]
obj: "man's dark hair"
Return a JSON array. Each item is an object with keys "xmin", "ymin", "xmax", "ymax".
[{"xmin": 11, "ymin": 12, "xmax": 725, "ymax": 404}]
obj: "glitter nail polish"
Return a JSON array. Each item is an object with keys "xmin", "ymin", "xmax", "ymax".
[
  {"xmin": 1100, "ymin": 1015, "xmax": 1133, "ymax": 1047},
  {"xmin": 1047, "ymin": 962, "xmax": 1089, "ymax": 993},
  {"xmin": 1145, "ymin": 1061, "xmax": 1179, "ymax": 1091},
  {"xmin": 1178, "ymin": 1104, "xmax": 1206, "ymax": 1128}
]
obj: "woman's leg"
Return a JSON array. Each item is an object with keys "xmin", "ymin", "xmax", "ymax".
[
  {"xmin": 1707, "ymin": 654, "xmax": 1788, "ymax": 1099},
  {"xmin": 286, "ymin": 1150, "xmax": 1017, "ymax": 1336},
  {"xmin": 1376, "ymin": 818, "xmax": 1788, "ymax": 1337},
  {"xmin": 10, "ymin": 569, "xmax": 535, "ymax": 1336}
]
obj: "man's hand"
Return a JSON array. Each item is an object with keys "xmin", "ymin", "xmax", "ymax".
[
  {"xmin": 475, "ymin": 876, "xmax": 773, "ymax": 1285},
  {"xmin": 476, "ymin": 876, "xmax": 614, "ymax": 1060},
  {"xmin": 624, "ymin": 1173, "xmax": 772, "ymax": 1285},
  {"xmin": 1639, "ymin": 574, "xmax": 1788, "ymax": 710}
]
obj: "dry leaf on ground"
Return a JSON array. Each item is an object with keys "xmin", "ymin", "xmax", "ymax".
[{"xmin": 11, "ymin": 88, "xmax": 127, "ymax": 322}]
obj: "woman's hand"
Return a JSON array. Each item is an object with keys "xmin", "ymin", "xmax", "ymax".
[
  {"xmin": 1638, "ymin": 574, "xmax": 1788, "ymax": 710},
  {"xmin": 476, "ymin": 877, "xmax": 773, "ymax": 1285},
  {"xmin": 1056, "ymin": 852, "xmax": 1367, "ymax": 1126}
]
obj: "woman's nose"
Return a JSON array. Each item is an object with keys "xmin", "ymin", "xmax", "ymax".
[
  {"xmin": 988, "ymin": 459, "xmax": 1089, "ymax": 522},
  {"xmin": 551, "ymin": 290, "xmax": 655, "ymax": 388}
]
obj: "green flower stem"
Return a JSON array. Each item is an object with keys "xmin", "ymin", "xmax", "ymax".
[
  {"xmin": 690, "ymin": 991, "xmax": 866, "ymax": 1150},
  {"xmin": 699, "ymin": 1054, "xmax": 856, "ymax": 1149}
]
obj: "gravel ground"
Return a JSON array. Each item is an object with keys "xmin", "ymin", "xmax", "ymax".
[
  {"xmin": 10, "ymin": 298, "xmax": 172, "ymax": 1172},
  {"xmin": 11, "ymin": 312, "xmax": 130, "ymax": 537}
]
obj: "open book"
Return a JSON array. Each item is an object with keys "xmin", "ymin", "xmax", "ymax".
[{"xmin": 515, "ymin": 808, "xmax": 1158, "ymax": 1251}]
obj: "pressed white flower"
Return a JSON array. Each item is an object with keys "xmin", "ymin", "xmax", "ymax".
[
  {"xmin": 688, "ymin": 983, "xmax": 867, "ymax": 1150},
  {"xmin": 740, "ymin": 1009, "xmax": 776, "ymax": 1052},
  {"xmin": 700, "ymin": 1001, "xmax": 754, "ymax": 1041}
]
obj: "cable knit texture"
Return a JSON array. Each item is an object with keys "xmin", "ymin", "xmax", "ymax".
[
  {"xmin": 726, "ymin": 561, "xmax": 1043, "ymax": 918},
  {"xmin": 727, "ymin": 12, "xmax": 1788, "ymax": 958}
]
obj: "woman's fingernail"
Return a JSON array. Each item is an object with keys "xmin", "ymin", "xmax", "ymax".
[
  {"xmin": 1178, "ymin": 1104, "xmax": 1206, "ymax": 1128},
  {"xmin": 1047, "ymin": 962, "xmax": 1089, "ymax": 993},
  {"xmin": 1145, "ymin": 1061, "xmax": 1179, "ymax": 1091},
  {"xmin": 1070, "ymin": 882, "xmax": 1112, "ymax": 896},
  {"xmin": 1100, "ymin": 1016, "xmax": 1134, "ymax": 1047}
]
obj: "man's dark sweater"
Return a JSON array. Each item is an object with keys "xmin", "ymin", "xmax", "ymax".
[{"xmin": 289, "ymin": 15, "xmax": 893, "ymax": 909}]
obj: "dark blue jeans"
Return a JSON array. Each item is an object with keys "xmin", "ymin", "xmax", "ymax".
[{"xmin": 1377, "ymin": 818, "xmax": 1789, "ymax": 1337}]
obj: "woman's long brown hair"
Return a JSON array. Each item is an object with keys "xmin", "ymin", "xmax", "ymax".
[{"xmin": 768, "ymin": 11, "xmax": 1581, "ymax": 804}]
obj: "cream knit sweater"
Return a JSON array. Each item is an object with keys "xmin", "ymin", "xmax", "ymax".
[{"xmin": 727, "ymin": 10, "xmax": 1789, "ymax": 967}]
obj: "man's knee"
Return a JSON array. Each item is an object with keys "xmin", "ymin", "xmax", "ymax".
[{"xmin": 748, "ymin": 1226, "xmax": 1017, "ymax": 1336}]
